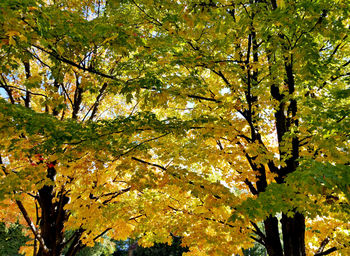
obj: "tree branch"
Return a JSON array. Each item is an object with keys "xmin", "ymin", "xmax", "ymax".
[
  {"xmin": 250, "ymin": 235, "xmax": 265, "ymax": 246},
  {"xmin": 187, "ymin": 94, "xmax": 222, "ymax": 103},
  {"xmin": 93, "ymin": 228, "xmax": 112, "ymax": 241},
  {"xmin": 1, "ymin": 85, "xmax": 47, "ymax": 98},
  {"xmin": 119, "ymin": 133, "xmax": 170, "ymax": 157},
  {"xmin": 16, "ymin": 200, "xmax": 49, "ymax": 254},
  {"xmin": 316, "ymin": 237, "xmax": 330, "ymax": 254},
  {"xmin": 131, "ymin": 157, "xmax": 167, "ymax": 170},
  {"xmin": 314, "ymin": 247, "xmax": 337, "ymax": 256},
  {"xmin": 88, "ymin": 82, "xmax": 108, "ymax": 121},
  {"xmin": 32, "ymin": 44, "xmax": 117, "ymax": 80},
  {"xmin": 250, "ymin": 221, "xmax": 266, "ymax": 242},
  {"xmin": 0, "ymin": 156, "xmax": 49, "ymax": 253}
]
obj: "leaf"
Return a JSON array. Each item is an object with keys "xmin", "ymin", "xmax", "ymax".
[{"xmin": 6, "ymin": 31, "xmax": 20, "ymax": 45}]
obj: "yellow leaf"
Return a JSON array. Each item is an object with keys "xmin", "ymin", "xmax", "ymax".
[
  {"xmin": 102, "ymin": 34, "xmax": 119, "ymax": 44},
  {"xmin": 277, "ymin": 0, "xmax": 285, "ymax": 8},
  {"xmin": 6, "ymin": 31, "xmax": 20, "ymax": 45},
  {"xmin": 28, "ymin": 6, "xmax": 38, "ymax": 11}
]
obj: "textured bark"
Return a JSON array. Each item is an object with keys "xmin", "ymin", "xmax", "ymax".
[
  {"xmin": 36, "ymin": 164, "xmax": 73, "ymax": 256},
  {"xmin": 264, "ymin": 216, "xmax": 284, "ymax": 256},
  {"xmin": 281, "ymin": 212, "xmax": 306, "ymax": 256}
]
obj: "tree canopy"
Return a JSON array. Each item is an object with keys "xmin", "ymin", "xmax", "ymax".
[{"xmin": 0, "ymin": 0, "xmax": 349, "ymax": 256}]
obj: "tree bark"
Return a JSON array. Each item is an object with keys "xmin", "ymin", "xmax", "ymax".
[
  {"xmin": 264, "ymin": 216, "xmax": 284, "ymax": 256},
  {"xmin": 281, "ymin": 212, "xmax": 306, "ymax": 256},
  {"xmin": 36, "ymin": 164, "xmax": 73, "ymax": 256}
]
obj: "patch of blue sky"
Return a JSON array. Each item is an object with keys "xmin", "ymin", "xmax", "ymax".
[{"xmin": 0, "ymin": 88, "xmax": 7, "ymax": 99}]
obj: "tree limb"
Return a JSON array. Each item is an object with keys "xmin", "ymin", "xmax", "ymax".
[
  {"xmin": 315, "ymin": 247, "xmax": 337, "ymax": 256},
  {"xmin": 131, "ymin": 157, "xmax": 167, "ymax": 170},
  {"xmin": 316, "ymin": 237, "xmax": 330, "ymax": 254},
  {"xmin": 16, "ymin": 200, "xmax": 49, "ymax": 254}
]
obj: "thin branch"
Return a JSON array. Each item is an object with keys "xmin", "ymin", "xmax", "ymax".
[
  {"xmin": 187, "ymin": 94, "xmax": 222, "ymax": 103},
  {"xmin": 128, "ymin": 101, "xmax": 139, "ymax": 118},
  {"xmin": 244, "ymin": 179, "xmax": 258, "ymax": 195},
  {"xmin": 210, "ymin": 69, "xmax": 232, "ymax": 88},
  {"xmin": 101, "ymin": 187, "xmax": 132, "ymax": 204},
  {"xmin": 62, "ymin": 229, "xmax": 82, "ymax": 247},
  {"xmin": 130, "ymin": 0, "xmax": 163, "ymax": 26},
  {"xmin": 0, "ymin": 75, "xmax": 15, "ymax": 104},
  {"xmin": 0, "ymin": 156, "xmax": 49, "ymax": 253},
  {"xmin": 32, "ymin": 44, "xmax": 117, "ymax": 80},
  {"xmin": 168, "ymin": 206, "xmax": 236, "ymax": 228},
  {"xmin": 216, "ymin": 140, "xmax": 224, "ymax": 150},
  {"xmin": 60, "ymin": 83, "xmax": 74, "ymax": 108},
  {"xmin": 131, "ymin": 157, "xmax": 167, "ymax": 171},
  {"xmin": 93, "ymin": 228, "xmax": 111, "ymax": 241},
  {"xmin": 336, "ymin": 115, "xmax": 347, "ymax": 123},
  {"xmin": 88, "ymin": 82, "xmax": 108, "ymax": 121},
  {"xmin": 250, "ymin": 235, "xmax": 265, "ymax": 246},
  {"xmin": 129, "ymin": 214, "xmax": 145, "ymax": 222},
  {"xmin": 26, "ymin": 49, "xmax": 52, "ymax": 69},
  {"xmin": 250, "ymin": 221, "xmax": 266, "ymax": 241},
  {"xmin": 64, "ymin": 128, "xmax": 153, "ymax": 146},
  {"xmin": 119, "ymin": 133, "xmax": 170, "ymax": 157},
  {"xmin": 2, "ymin": 85, "xmax": 47, "ymax": 97},
  {"xmin": 16, "ymin": 200, "xmax": 49, "ymax": 253}
]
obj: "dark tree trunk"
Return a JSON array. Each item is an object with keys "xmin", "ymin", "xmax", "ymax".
[
  {"xmin": 35, "ymin": 164, "xmax": 77, "ymax": 256},
  {"xmin": 281, "ymin": 212, "xmax": 306, "ymax": 256},
  {"xmin": 262, "ymin": 212, "xmax": 306, "ymax": 256},
  {"xmin": 264, "ymin": 216, "xmax": 283, "ymax": 256}
]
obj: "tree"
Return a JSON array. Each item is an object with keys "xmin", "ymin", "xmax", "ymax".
[
  {"xmin": 0, "ymin": 0, "xmax": 194, "ymax": 255},
  {"xmin": 102, "ymin": 0, "xmax": 349, "ymax": 255},
  {"xmin": 0, "ymin": 0, "xmax": 349, "ymax": 256}
]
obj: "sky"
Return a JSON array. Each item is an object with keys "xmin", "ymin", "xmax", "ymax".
[{"xmin": 0, "ymin": 88, "xmax": 7, "ymax": 99}]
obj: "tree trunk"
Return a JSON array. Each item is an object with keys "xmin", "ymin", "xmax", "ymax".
[
  {"xmin": 281, "ymin": 212, "xmax": 306, "ymax": 256},
  {"xmin": 35, "ymin": 164, "xmax": 78, "ymax": 256},
  {"xmin": 264, "ymin": 216, "xmax": 284, "ymax": 256},
  {"xmin": 263, "ymin": 212, "xmax": 306, "ymax": 256}
]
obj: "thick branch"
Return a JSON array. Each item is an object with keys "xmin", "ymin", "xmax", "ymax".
[
  {"xmin": 23, "ymin": 60, "xmax": 31, "ymax": 108},
  {"xmin": 88, "ymin": 82, "xmax": 108, "ymax": 121},
  {"xmin": 316, "ymin": 237, "xmax": 330, "ymax": 254},
  {"xmin": 314, "ymin": 247, "xmax": 337, "ymax": 256}
]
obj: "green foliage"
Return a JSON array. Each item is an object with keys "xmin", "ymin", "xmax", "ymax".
[
  {"xmin": 0, "ymin": 0, "xmax": 350, "ymax": 255},
  {"xmin": 0, "ymin": 223, "xmax": 30, "ymax": 256},
  {"xmin": 233, "ymin": 160, "xmax": 350, "ymax": 221}
]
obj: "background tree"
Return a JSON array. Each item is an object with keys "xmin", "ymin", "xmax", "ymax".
[{"xmin": 0, "ymin": 222, "xmax": 30, "ymax": 255}]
